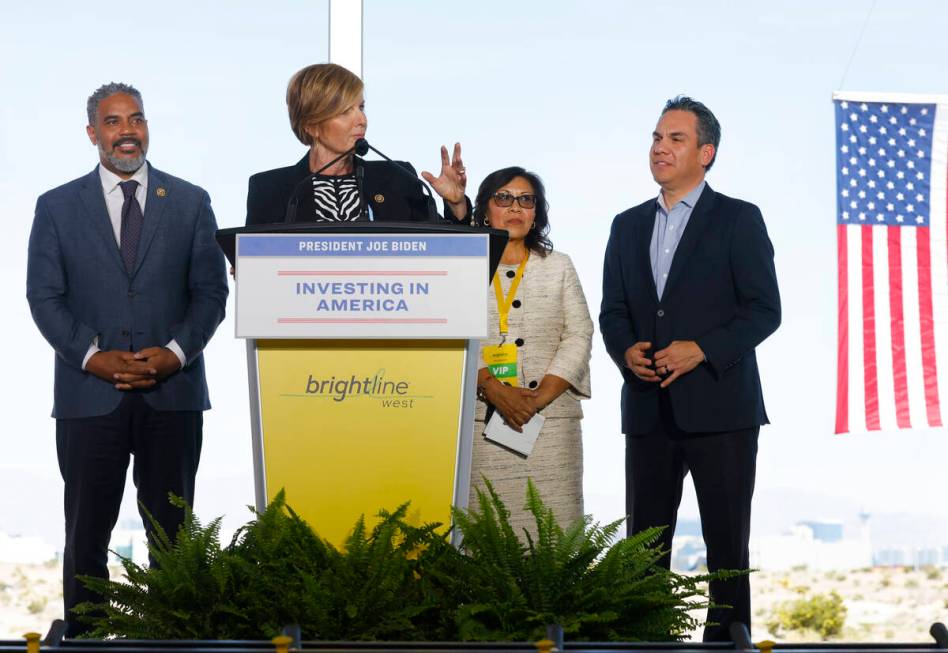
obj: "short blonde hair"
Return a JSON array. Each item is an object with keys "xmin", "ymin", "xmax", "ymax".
[{"xmin": 286, "ymin": 63, "xmax": 364, "ymax": 146}]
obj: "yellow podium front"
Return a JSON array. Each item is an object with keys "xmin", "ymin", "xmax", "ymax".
[{"xmin": 254, "ymin": 339, "xmax": 467, "ymax": 544}]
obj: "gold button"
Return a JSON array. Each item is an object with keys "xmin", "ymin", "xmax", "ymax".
[
  {"xmin": 156, "ymin": 187, "xmax": 167, "ymax": 197},
  {"xmin": 373, "ymin": 194, "xmax": 385, "ymax": 203}
]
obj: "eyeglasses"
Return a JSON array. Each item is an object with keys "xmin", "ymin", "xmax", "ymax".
[{"xmin": 491, "ymin": 191, "xmax": 537, "ymax": 209}]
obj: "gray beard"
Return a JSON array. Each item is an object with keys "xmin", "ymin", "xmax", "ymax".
[{"xmin": 107, "ymin": 151, "xmax": 146, "ymax": 173}]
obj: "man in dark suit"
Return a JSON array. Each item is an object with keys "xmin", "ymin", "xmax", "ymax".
[
  {"xmin": 599, "ymin": 96, "xmax": 780, "ymax": 641},
  {"xmin": 26, "ymin": 83, "xmax": 228, "ymax": 636}
]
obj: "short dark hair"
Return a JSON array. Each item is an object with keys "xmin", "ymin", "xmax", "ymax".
[
  {"xmin": 87, "ymin": 82, "xmax": 143, "ymax": 125},
  {"xmin": 473, "ymin": 166, "xmax": 553, "ymax": 256},
  {"xmin": 662, "ymin": 95, "xmax": 721, "ymax": 171}
]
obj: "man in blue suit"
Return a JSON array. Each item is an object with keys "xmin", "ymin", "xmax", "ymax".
[
  {"xmin": 27, "ymin": 82, "xmax": 228, "ymax": 636},
  {"xmin": 600, "ymin": 97, "xmax": 780, "ymax": 641}
]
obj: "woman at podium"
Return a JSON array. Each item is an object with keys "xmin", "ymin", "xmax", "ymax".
[
  {"xmin": 245, "ymin": 63, "xmax": 470, "ymax": 225},
  {"xmin": 470, "ymin": 167, "xmax": 593, "ymax": 534}
]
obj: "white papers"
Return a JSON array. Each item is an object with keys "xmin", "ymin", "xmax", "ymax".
[{"xmin": 484, "ymin": 411, "xmax": 545, "ymax": 456}]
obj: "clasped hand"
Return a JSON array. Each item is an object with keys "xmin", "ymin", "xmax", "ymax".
[
  {"xmin": 624, "ymin": 340, "xmax": 705, "ymax": 388},
  {"xmin": 483, "ymin": 380, "xmax": 539, "ymax": 433},
  {"xmin": 86, "ymin": 347, "xmax": 182, "ymax": 390}
]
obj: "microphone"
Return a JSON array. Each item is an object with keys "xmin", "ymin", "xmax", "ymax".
[
  {"xmin": 284, "ymin": 139, "xmax": 370, "ymax": 222},
  {"xmin": 357, "ymin": 139, "xmax": 440, "ymax": 221}
]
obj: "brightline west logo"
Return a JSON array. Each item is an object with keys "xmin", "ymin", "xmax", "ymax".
[{"xmin": 301, "ymin": 369, "xmax": 424, "ymax": 408}]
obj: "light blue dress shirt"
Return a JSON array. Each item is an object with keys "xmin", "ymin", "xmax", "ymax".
[{"xmin": 650, "ymin": 181, "xmax": 706, "ymax": 299}]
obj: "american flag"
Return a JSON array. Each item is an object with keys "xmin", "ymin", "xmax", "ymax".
[{"xmin": 833, "ymin": 92, "xmax": 948, "ymax": 434}]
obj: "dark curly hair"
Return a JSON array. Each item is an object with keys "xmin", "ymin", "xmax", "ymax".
[{"xmin": 472, "ymin": 166, "xmax": 552, "ymax": 256}]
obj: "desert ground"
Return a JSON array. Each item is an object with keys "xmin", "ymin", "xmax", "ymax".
[{"xmin": 1, "ymin": 561, "xmax": 945, "ymax": 643}]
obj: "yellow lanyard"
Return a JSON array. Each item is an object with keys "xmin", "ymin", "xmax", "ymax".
[{"xmin": 492, "ymin": 251, "xmax": 529, "ymax": 337}]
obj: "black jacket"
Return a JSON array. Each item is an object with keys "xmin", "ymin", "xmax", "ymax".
[
  {"xmin": 245, "ymin": 155, "xmax": 468, "ymax": 225},
  {"xmin": 599, "ymin": 184, "xmax": 781, "ymax": 434}
]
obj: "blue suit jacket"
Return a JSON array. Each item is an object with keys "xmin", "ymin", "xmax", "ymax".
[
  {"xmin": 27, "ymin": 165, "xmax": 229, "ymax": 419},
  {"xmin": 599, "ymin": 184, "xmax": 781, "ymax": 434}
]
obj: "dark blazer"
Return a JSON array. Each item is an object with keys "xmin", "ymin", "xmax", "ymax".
[
  {"xmin": 599, "ymin": 184, "xmax": 781, "ymax": 435},
  {"xmin": 27, "ymin": 165, "xmax": 229, "ymax": 419},
  {"xmin": 245, "ymin": 155, "xmax": 467, "ymax": 225}
]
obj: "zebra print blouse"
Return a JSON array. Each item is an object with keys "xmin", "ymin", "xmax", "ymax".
[{"xmin": 310, "ymin": 173, "xmax": 363, "ymax": 222}]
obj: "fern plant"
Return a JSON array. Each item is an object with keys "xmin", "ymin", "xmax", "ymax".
[
  {"xmin": 445, "ymin": 479, "xmax": 725, "ymax": 641},
  {"xmin": 76, "ymin": 483, "xmax": 736, "ymax": 642}
]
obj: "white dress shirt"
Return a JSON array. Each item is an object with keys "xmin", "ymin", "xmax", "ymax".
[{"xmin": 81, "ymin": 163, "xmax": 186, "ymax": 370}]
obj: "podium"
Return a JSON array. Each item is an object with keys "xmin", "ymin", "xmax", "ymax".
[{"xmin": 216, "ymin": 222, "xmax": 506, "ymax": 545}]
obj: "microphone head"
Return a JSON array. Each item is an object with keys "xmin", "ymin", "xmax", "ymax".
[{"xmin": 354, "ymin": 138, "xmax": 369, "ymax": 156}]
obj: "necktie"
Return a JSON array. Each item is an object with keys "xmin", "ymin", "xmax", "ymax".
[{"xmin": 119, "ymin": 180, "xmax": 144, "ymax": 273}]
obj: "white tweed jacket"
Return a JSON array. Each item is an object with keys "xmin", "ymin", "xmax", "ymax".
[{"xmin": 475, "ymin": 250, "xmax": 593, "ymax": 421}]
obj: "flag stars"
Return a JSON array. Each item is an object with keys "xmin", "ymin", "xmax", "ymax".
[
  {"xmin": 868, "ymin": 179, "xmax": 876, "ymax": 188},
  {"xmin": 841, "ymin": 189, "xmax": 850, "ymax": 197},
  {"xmin": 916, "ymin": 172, "xmax": 924, "ymax": 180},
  {"xmin": 916, "ymin": 193, "xmax": 924, "ymax": 202},
  {"xmin": 888, "ymin": 138, "xmax": 896, "ymax": 146},
  {"xmin": 877, "ymin": 170, "xmax": 885, "ymax": 178},
  {"xmin": 907, "ymin": 160, "xmax": 916, "ymax": 169},
  {"xmin": 916, "ymin": 216, "xmax": 925, "ymax": 224},
  {"xmin": 909, "ymin": 118, "xmax": 917, "ymax": 126},
  {"xmin": 897, "ymin": 192, "xmax": 905, "ymax": 200},
  {"xmin": 896, "ymin": 214, "xmax": 904, "ymax": 222},
  {"xmin": 861, "ymin": 103, "xmax": 869, "ymax": 111},
  {"xmin": 919, "ymin": 128, "xmax": 927, "ymax": 136},
  {"xmin": 868, "ymin": 158, "xmax": 876, "ymax": 167},
  {"xmin": 896, "ymin": 171, "xmax": 905, "ymax": 179},
  {"xmin": 878, "ymin": 126, "xmax": 887, "ymax": 134},
  {"xmin": 842, "ymin": 211, "xmax": 850, "ymax": 219},
  {"xmin": 850, "ymin": 200, "xmax": 858, "ymax": 208},
  {"xmin": 850, "ymin": 178, "xmax": 858, "ymax": 187},
  {"xmin": 858, "ymin": 146, "xmax": 868, "ymax": 155},
  {"xmin": 917, "ymin": 150, "xmax": 925, "ymax": 158},
  {"xmin": 870, "ymin": 115, "xmax": 878, "ymax": 123},
  {"xmin": 877, "ymin": 148, "xmax": 885, "ymax": 156},
  {"xmin": 875, "ymin": 213, "xmax": 884, "ymax": 222},
  {"xmin": 889, "ymin": 116, "xmax": 898, "ymax": 125},
  {"xmin": 908, "ymin": 138, "xmax": 916, "ymax": 147},
  {"xmin": 841, "ymin": 145, "xmax": 849, "ymax": 153},
  {"xmin": 880, "ymin": 105, "xmax": 888, "ymax": 113},
  {"xmin": 842, "ymin": 167, "xmax": 850, "ymax": 175},
  {"xmin": 850, "ymin": 135, "xmax": 858, "ymax": 143},
  {"xmin": 869, "ymin": 136, "xmax": 877, "ymax": 145},
  {"xmin": 850, "ymin": 156, "xmax": 858, "ymax": 165},
  {"xmin": 899, "ymin": 127, "xmax": 907, "ymax": 136},
  {"xmin": 868, "ymin": 201, "xmax": 876, "ymax": 210},
  {"xmin": 850, "ymin": 113, "xmax": 859, "ymax": 121},
  {"xmin": 876, "ymin": 191, "xmax": 885, "ymax": 200},
  {"xmin": 886, "ymin": 181, "xmax": 895, "ymax": 189},
  {"xmin": 900, "ymin": 106, "xmax": 908, "ymax": 114},
  {"xmin": 858, "ymin": 190, "xmax": 867, "ymax": 199},
  {"xmin": 886, "ymin": 203, "xmax": 894, "ymax": 211},
  {"xmin": 906, "ymin": 204, "xmax": 915, "ymax": 213},
  {"xmin": 859, "ymin": 169, "xmax": 867, "ymax": 177},
  {"xmin": 898, "ymin": 149, "xmax": 905, "ymax": 157},
  {"xmin": 906, "ymin": 182, "xmax": 914, "ymax": 190},
  {"xmin": 859, "ymin": 212, "xmax": 867, "ymax": 221},
  {"xmin": 920, "ymin": 107, "xmax": 928, "ymax": 115},
  {"xmin": 859, "ymin": 125, "xmax": 868, "ymax": 133},
  {"xmin": 841, "ymin": 101, "xmax": 849, "ymax": 109}
]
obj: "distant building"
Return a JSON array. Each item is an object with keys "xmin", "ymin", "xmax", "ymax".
[
  {"xmin": 913, "ymin": 547, "xmax": 940, "ymax": 567},
  {"xmin": 875, "ymin": 547, "xmax": 908, "ymax": 566},
  {"xmin": 799, "ymin": 520, "xmax": 843, "ymax": 543},
  {"xmin": 750, "ymin": 519, "xmax": 872, "ymax": 570},
  {"xmin": 0, "ymin": 530, "xmax": 58, "ymax": 564}
]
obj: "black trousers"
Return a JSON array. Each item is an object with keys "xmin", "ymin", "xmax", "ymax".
[
  {"xmin": 56, "ymin": 394, "xmax": 202, "ymax": 637},
  {"xmin": 625, "ymin": 392, "xmax": 758, "ymax": 642}
]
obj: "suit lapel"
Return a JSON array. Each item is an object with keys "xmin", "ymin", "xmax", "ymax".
[
  {"xmin": 636, "ymin": 200, "xmax": 660, "ymax": 304},
  {"xmin": 662, "ymin": 184, "xmax": 716, "ymax": 299},
  {"xmin": 78, "ymin": 168, "xmax": 126, "ymax": 274},
  {"xmin": 132, "ymin": 164, "xmax": 168, "ymax": 277}
]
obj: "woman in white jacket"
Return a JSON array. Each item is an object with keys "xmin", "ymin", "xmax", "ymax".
[{"xmin": 470, "ymin": 166, "xmax": 593, "ymax": 534}]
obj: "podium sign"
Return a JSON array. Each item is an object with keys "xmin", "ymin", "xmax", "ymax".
[
  {"xmin": 236, "ymin": 233, "xmax": 488, "ymax": 339},
  {"xmin": 224, "ymin": 226, "xmax": 502, "ymax": 547}
]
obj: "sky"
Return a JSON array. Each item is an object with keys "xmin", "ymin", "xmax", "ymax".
[{"xmin": 1, "ymin": 0, "xmax": 947, "ymax": 550}]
